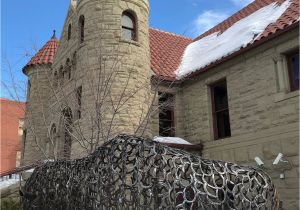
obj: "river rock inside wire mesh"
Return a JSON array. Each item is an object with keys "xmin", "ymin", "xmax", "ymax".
[{"xmin": 22, "ymin": 134, "xmax": 279, "ymax": 210}]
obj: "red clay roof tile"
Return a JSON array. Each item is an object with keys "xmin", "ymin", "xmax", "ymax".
[
  {"xmin": 24, "ymin": 36, "xmax": 58, "ymax": 69},
  {"xmin": 194, "ymin": 0, "xmax": 299, "ymax": 43},
  {"xmin": 149, "ymin": 28, "xmax": 192, "ymax": 81},
  {"xmin": 24, "ymin": 0, "xmax": 298, "ymax": 81},
  {"xmin": 179, "ymin": 0, "xmax": 299, "ymax": 80}
]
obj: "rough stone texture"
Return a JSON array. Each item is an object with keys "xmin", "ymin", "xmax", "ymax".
[
  {"xmin": 175, "ymin": 28, "xmax": 299, "ymax": 210},
  {"xmin": 23, "ymin": 0, "xmax": 151, "ymax": 163},
  {"xmin": 22, "ymin": 65, "xmax": 53, "ymax": 165},
  {"xmin": 21, "ymin": 1, "xmax": 299, "ymax": 209}
]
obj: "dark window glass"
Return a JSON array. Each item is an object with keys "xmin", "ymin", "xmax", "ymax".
[
  {"xmin": 122, "ymin": 12, "xmax": 136, "ymax": 41},
  {"xmin": 211, "ymin": 80, "xmax": 231, "ymax": 140},
  {"xmin": 159, "ymin": 92, "xmax": 175, "ymax": 137},
  {"xmin": 67, "ymin": 24, "xmax": 72, "ymax": 40},
  {"xmin": 66, "ymin": 59, "xmax": 71, "ymax": 80},
  {"xmin": 22, "ymin": 130, "xmax": 27, "ymax": 157},
  {"xmin": 59, "ymin": 66, "xmax": 64, "ymax": 85},
  {"xmin": 79, "ymin": 16, "xmax": 85, "ymax": 43},
  {"xmin": 76, "ymin": 86, "xmax": 82, "ymax": 119},
  {"xmin": 287, "ymin": 51, "xmax": 299, "ymax": 91}
]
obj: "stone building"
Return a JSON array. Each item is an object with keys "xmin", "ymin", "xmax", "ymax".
[{"xmin": 21, "ymin": 0, "xmax": 299, "ymax": 209}]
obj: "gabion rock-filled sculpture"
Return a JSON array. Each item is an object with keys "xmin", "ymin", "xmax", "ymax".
[{"xmin": 22, "ymin": 134, "xmax": 279, "ymax": 210}]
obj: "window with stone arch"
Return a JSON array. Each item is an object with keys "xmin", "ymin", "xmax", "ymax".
[
  {"xmin": 79, "ymin": 15, "xmax": 85, "ymax": 43},
  {"xmin": 67, "ymin": 23, "xmax": 72, "ymax": 40},
  {"xmin": 121, "ymin": 11, "xmax": 137, "ymax": 41},
  {"xmin": 59, "ymin": 65, "xmax": 64, "ymax": 85},
  {"xmin": 62, "ymin": 107, "xmax": 73, "ymax": 159},
  {"xmin": 48, "ymin": 124, "xmax": 57, "ymax": 157},
  {"xmin": 72, "ymin": 51, "xmax": 77, "ymax": 71},
  {"xmin": 65, "ymin": 58, "xmax": 71, "ymax": 80}
]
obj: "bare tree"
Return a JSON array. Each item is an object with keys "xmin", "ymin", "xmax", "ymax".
[{"xmin": 1, "ymin": 40, "xmax": 179, "ymax": 165}]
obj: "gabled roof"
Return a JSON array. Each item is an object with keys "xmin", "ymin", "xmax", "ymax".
[
  {"xmin": 177, "ymin": 0, "xmax": 299, "ymax": 80},
  {"xmin": 149, "ymin": 28, "xmax": 192, "ymax": 81},
  {"xmin": 23, "ymin": 0, "xmax": 298, "ymax": 80},
  {"xmin": 195, "ymin": 0, "xmax": 299, "ymax": 42},
  {"xmin": 23, "ymin": 34, "xmax": 58, "ymax": 70}
]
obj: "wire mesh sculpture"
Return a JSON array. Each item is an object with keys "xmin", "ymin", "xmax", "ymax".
[{"xmin": 22, "ymin": 134, "xmax": 279, "ymax": 210}]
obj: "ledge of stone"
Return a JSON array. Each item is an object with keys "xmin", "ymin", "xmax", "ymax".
[{"xmin": 274, "ymin": 90, "xmax": 299, "ymax": 103}]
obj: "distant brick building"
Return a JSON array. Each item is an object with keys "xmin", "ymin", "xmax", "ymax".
[{"xmin": 0, "ymin": 98, "xmax": 25, "ymax": 174}]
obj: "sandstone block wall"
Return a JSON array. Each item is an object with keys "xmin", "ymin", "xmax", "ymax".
[
  {"xmin": 175, "ymin": 28, "xmax": 299, "ymax": 209},
  {"xmin": 22, "ymin": 65, "xmax": 53, "ymax": 165},
  {"xmin": 23, "ymin": 0, "xmax": 152, "ymax": 161}
]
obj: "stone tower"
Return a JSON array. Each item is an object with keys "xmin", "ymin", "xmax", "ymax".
[
  {"xmin": 23, "ymin": 0, "xmax": 151, "ymax": 163},
  {"xmin": 22, "ymin": 34, "xmax": 59, "ymax": 165}
]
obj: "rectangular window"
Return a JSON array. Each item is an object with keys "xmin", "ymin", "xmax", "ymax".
[
  {"xmin": 159, "ymin": 92, "xmax": 175, "ymax": 137},
  {"xmin": 22, "ymin": 130, "xmax": 27, "ymax": 159},
  {"xmin": 287, "ymin": 51, "xmax": 299, "ymax": 91},
  {"xmin": 76, "ymin": 86, "xmax": 82, "ymax": 119},
  {"xmin": 211, "ymin": 80, "xmax": 231, "ymax": 140}
]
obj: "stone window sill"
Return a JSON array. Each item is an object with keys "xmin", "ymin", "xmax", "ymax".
[
  {"xmin": 120, "ymin": 39, "xmax": 140, "ymax": 47},
  {"xmin": 274, "ymin": 90, "xmax": 299, "ymax": 103}
]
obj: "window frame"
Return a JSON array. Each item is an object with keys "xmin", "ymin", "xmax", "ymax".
[
  {"xmin": 79, "ymin": 15, "xmax": 85, "ymax": 43},
  {"xmin": 158, "ymin": 92, "xmax": 175, "ymax": 137},
  {"xmin": 121, "ymin": 11, "xmax": 137, "ymax": 41},
  {"xmin": 21, "ymin": 129, "xmax": 27, "ymax": 160},
  {"xmin": 67, "ymin": 24, "xmax": 72, "ymax": 41},
  {"xmin": 66, "ymin": 58, "xmax": 71, "ymax": 80},
  {"xmin": 76, "ymin": 86, "xmax": 82, "ymax": 119},
  {"xmin": 210, "ymin": 79, "xmax": 231, "ymax": 140},
  {"xmin": 62, "ymin": 107, "xmax": 73, "ymax": 159},
  {"xmin": 286, "ymin": 50, "xmax": 299, "ymax": 92}
]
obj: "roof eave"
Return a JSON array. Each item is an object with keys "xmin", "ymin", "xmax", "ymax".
[
  {"xmin": 150, "ymin": 75, "xmax": 180, "ymax": 86},
  {"xmin": 22, "ymin": 63, "xmax": 53, "ymax": 76},
  {"xmin": 161, "ymin": 142, "xmax": 203, "ymax": 152}
]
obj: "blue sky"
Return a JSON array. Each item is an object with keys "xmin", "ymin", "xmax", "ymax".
[{"xmin": 1, "ymin": 0, "xmax": 253, "ymax": 101}]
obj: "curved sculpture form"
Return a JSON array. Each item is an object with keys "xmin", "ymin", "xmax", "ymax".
[{"xmin": 22, "ymin": 134, "xmax": 279, "ymax": 210}]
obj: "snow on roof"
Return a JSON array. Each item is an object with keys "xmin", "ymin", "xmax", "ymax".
[
  {"xmin": 175, "ymin": 0, "xmax": 291, "ymax": 79},
  {"xmin": 154, "ymin": 136, "xmax": 192, "ymax": 145}
]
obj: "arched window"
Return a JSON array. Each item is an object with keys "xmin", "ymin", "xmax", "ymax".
[
  {"xmin": 79, "ymin": 15, "xmax": 85, "ymax": 43},
  {"xmin": 67, "ymin": 24, "xmax": 72, "ymax": 40},
  {"xmin": 72, "ymin": 51, "xmax": 77, "ymax": 71},
  {"xmin": 66, "ymin": 58, "xmax": 71, "ymax": 80},
  {"xmin": 122, "ymin": 11, "xmax": 136, "ymax": 41},
  {"xmin": 62, "ymin": 107, "xmax": 73, "ymax": 159},
  {"xmin": 59, "ymin": 66, "xmax": 64, "ymax": 85},
  {"xmin": 47, "ymin": 124, "xmax": 57, "ymax": 157},
  {"xmin": 50, "ymin": 124, "xmax": 57, "ymax": 140},
  {"xmin": 53, "ymin": 71, "xmax": 58, "ymax": 88}
]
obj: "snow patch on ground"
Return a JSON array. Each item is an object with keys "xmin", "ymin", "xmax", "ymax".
[
  {"xmin": 176, "ymin": 0, "xmax": 291, "ymax": 79},
  {"xmin": 0, "ymin": 179, "xmax": 20, "ymax": 190},
  {"xmin": 154, "ymin": 136, "xmax": 192, "ymax": 145},
  {"xmin": 26, "ymin": 168, "xmax": 35, "ymax": 173}
]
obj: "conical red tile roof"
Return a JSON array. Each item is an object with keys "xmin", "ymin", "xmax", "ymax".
[{"xmin": 23, "ymin": 35, "xmax": 59, "ymax": 70}]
